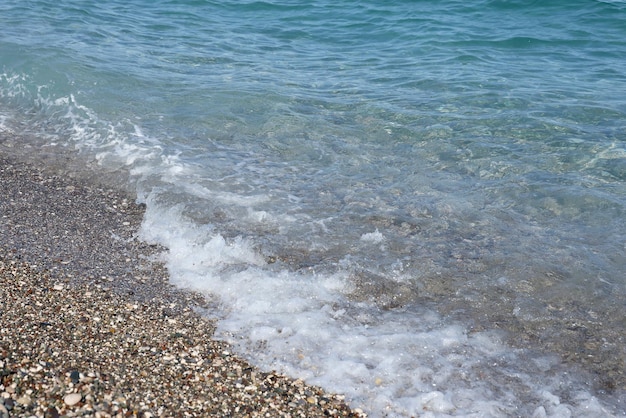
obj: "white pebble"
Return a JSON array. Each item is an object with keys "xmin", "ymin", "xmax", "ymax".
[{"xmin": 64, "ymin": 393, "xmax": 82, "ymax": 406}]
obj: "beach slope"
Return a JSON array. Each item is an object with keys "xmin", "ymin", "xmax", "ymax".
[{"xmin": 0, "ymin": 153, "xmax": 362, "ymax": 417}]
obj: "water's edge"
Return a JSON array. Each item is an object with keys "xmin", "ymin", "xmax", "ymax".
[{"xmin": 2, "ymin": 129, "xmax": 624, "ymax": 416}]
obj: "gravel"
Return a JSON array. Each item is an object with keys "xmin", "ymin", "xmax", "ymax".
[{"xmin": 0, "ymin": 152, "xmax": 364, "ymax": 417}]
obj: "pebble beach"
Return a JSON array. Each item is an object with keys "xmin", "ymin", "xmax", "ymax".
[{"xmin": 0, "ymin": 152, "xmax": 364, "ymax": 418}]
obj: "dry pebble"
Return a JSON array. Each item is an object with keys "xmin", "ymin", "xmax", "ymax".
[
  {"xmin": 63, "ymin": 393, "xmax": 82, "ymax": 406},
  {"xmin": 0, "ymin": 153, "xmax": 365, "ymax": 417},
  {"xmin": 0, "ymin": 260, "xmax": 363, "ymax": 417}
]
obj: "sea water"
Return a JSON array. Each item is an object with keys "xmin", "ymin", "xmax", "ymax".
[{"xmin": 1, "ymin": 0, "xmax": 625, "ymax": 416}]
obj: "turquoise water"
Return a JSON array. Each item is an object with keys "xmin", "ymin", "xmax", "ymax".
[{"xmin": 2, "ymin": 1, "xmax": 626, "ymax": 415}]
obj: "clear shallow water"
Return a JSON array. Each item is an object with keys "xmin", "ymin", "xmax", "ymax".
[{"xmin": 1, "ymin": 0, "xmax": 626, "ymax": 416}]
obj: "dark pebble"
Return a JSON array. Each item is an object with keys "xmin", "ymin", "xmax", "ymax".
[
  {"xmin": 70, "ymin": 370, "xmax": 80, "ymax": 384},
  {"xmin": 45, "ymin": 406, "xmax": 60, "ymax": 418},
  {"xmin": 3, "ymin": 399, "xmax": 13, "ymax": 410}
]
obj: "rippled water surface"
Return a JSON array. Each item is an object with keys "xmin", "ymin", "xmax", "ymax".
[{"xmin": 2, "ymin": 0, "xmax": 626, "ymax": 416}]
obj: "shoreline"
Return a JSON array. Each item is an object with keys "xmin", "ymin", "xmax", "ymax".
[{"xmin": 0, "ymin": 152, "xmax": 364, "ymax": 417}]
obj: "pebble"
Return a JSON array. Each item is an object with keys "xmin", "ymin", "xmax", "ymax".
[
  {"xmin": 16, "ymin": 395, "xmax": 32, "ymax": 406},
  {"xmin": 64, "ymin": 393, "xmax": 82, "ymax": 406},
  {"xmin": 70, "ymin": 370, "xmax": 81, "ymax": 384}
]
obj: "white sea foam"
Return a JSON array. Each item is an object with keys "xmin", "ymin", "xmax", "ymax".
[
  {"xmin": 137, "ymin": 195, "xmax": 623, "ymax": 417},
  {"xmin": 360, "ymin": 229, "xmax": 385, "ymax": 243}
]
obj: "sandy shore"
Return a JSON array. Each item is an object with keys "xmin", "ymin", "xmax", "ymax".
[{"xmin": 0, "ymin": 153, "xmax": 364, "ymax": 417}]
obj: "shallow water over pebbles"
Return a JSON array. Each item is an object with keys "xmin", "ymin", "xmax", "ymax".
[{"xmin": 2, "ymin": 0, "xmax": 626, "ymax": 415}]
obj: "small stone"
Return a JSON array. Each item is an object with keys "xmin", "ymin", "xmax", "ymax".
[
  {"xmin": 45, "ymin": 406, "xmax": 60, "ymax": 418},
  {"xmin": 64, "ymin": 393, "xmax": 82, "ymax": 406},
  {"xmin": 70, "ymin": 370, "xmax": 80, "ymax": 384},
  {"xmin": 16, "ymin": 395, "xmax": 32, "ymax": 406},
  {"xmin": 52, "ymin": 284, "xmax": 64, "ymax": 291}
]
